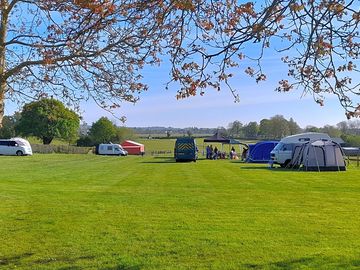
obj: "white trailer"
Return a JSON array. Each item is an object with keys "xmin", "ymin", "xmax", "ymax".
[{"xmin": 0, "ymin": 137, "xmax": 33, "ymax": 156}]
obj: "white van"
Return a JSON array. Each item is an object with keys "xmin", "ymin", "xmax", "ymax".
[
  {"xmin": 0, "ymin": 137, "xmax": 33, "ymax": 156},
  {"xmin": 96, "ymin": 143, "xmax": 128, "ymax": 156},
  {"xmin": 270, "ymin": 132, "xmax": 330, "ymax": 167}
]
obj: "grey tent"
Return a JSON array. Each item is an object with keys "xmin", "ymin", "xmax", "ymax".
[{"xmin": 289, "ymin": 139, "xmax": 346, "ymax": 171}]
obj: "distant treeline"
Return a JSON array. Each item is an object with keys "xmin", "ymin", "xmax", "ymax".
[
  {"xmin": 2, "ymin": 112, "xmax": 360, "ymax": 147},
  {"xmin": 129, "ymin": 115, "xmax": 360, "ymax": 147}
]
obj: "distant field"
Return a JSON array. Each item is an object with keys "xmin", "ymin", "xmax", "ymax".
[
  {"xmin": 1, "ymin": 154, "xmax": 360, "ymax": 269},
  {"xmin": 139, "ymin": 138, "xmax": 250, "ymax": 157}
]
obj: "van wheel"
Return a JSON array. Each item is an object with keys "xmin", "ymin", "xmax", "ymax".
[{"xmin": 16, "ymin": 150, "xmax": 23, "ymax": 156}]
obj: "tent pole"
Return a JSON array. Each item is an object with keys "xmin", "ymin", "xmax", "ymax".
[
  {"xmin": 314, "ymin": 145, "xmax": 321, "ymax": 172},
  {"xmin": 334, "ymin": 145, "xmax": 338, "ymax": 171}
]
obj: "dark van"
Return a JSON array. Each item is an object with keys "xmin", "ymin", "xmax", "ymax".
[{"xmin": 174, "ymin": 137, "xmax": 197, "ymax": 162}]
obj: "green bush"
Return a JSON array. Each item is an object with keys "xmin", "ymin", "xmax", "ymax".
[{"xmin": 341, "ymin": 134, "xmax": 360, "ymax": 147}]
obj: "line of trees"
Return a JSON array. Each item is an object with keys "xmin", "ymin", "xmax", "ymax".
[
  {"xmin": 2, "ymin": 98, "xmax": 360, "ymax": 147},
  {"xmin": 225, "ymin": 115, "xmax": 360, "ymax": 146},
  {"xmin": 227, "ymin": 115, "xmax": 301, "ymax": 140},
  {"xmin": 0, "ymin": 98, "xmax": 136, "ymax": 145}
]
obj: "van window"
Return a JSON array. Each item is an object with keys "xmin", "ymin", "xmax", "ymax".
[
  {"xmin": 0, "ymin": 141, "xmax": 8, "ymax": 146},
  {"xmin": 273, "ymin": 143, "xmax": 283, "ymax": 151},
  {"xmin": 9, "ymin": 141, "xmax": 17, "ymax": 146},
  {"xmin": 281, "ymin": 144, "xmax": 293, "ymax": 151},
  {"xmin": 107, "ymin": 146, "xmax": 113, "ymax": 151},
  {"xmin": 298, "ymin": 138, "xmax": 310, "ymax": 142},
  {"xmin": 15, "ymin": 140, "xmax": 26, "ymax": 146}
]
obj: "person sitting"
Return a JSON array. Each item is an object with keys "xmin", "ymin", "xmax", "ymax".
[
  {"xmin": 213, "ymin": 146, "xmax": 218, "ymax": 159},
  {"xmin": 230, "ymin": 146, "xmax": 237, "ymax": 159}
]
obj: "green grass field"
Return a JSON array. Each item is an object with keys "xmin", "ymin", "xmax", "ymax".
[{"xmin": 1, "ymin": 153, "xmax": 360, "ymax": 270}]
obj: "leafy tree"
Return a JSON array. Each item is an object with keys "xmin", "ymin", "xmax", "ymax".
[
  {"xmin": 114, "ymin": 127, "xmax": 137, "ymax": 143},
  {"xmin": 16, "ymin": 99, "xmax": 80, "ymax": 144},
  {"xmin": 77, "ymin": 123, "xmax": 136, "ymax": 147},
  {"xmin": 88, "ymin": 117, "xmax": 117, "ymax": 144},
  {"xmin": 288, "ymin": 118, "xmax": 301, "ymax": 135},
  {"xmin": 270, "ymin": 115, "xmax": 290, "ymax": 139},
  {"xmin": 341, "ymin": 134, "xmax": 360, "ymax": 147},
  {"xmin": 321, "ymin": 125, "xmax": 342, "ymax": 138},
  {"xmin": 305, "ymin": 125, "xmax": 321, "ymax": 133},
  {"xmin": 259, "ymin": 115, "xmax": 298, "ymax": 139},
  {"xmin": 337, "ymin": 121, "xmax": 349, "ymax": 135},
  {"xmin": 0, "ymin": 113, "xmax": 20, "ymax": 138},
  {"xmin": 259, "ymin": 119, "xmax": 272, "ymax": 139},
  {"xmin": 243, "ymin": 122, "xmax": 259, "ymax": 139},
  {"xmin": 76, "ymin": 136, "xmax": 94, "ymax": 147},
  {"xmin": 227, "ymin": 121, "xmax": 243, "ymax": 138},
  {"xmin": 216, "ymin": 127, "xmax": 228, "ymax": 137},
  {"xmin": 0, "ymin": 1, "xmax": 358, "ymax": 127},
  {"xmin": 347, "ymin": 120, "xmax": 360, "ymax": 135}
]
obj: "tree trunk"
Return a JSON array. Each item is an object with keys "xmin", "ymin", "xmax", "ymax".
[
  {"xmin": 0, "ymin": 87, "xmax": 4, "ymax": 127},
  {"xmin": 42, "ymin": 137, "xmax": 53, "ymax": 145},
  {"xmin": 0, "ymin": 1, "xmax": 9, "ymax": 128}
]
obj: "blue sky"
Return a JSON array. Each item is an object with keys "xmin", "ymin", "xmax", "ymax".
[
  {"xmin": 90, "ymin": 88, "xmax": 347, "ymax": 129},
  {"xmin": 79, "ymin": 54, "xmax": 352, "ymax": 129}
]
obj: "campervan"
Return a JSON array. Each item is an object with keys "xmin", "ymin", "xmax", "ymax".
[
  {"xmin": 96, "ymin": 143, "xmax": 128, "ymax": 156},
  {"xmin": 174, "ymin": 137, "xmax": 197, "ymax": 162},
  {"xmin": 270, "ymin": 132, "xmax": 331, "ymax": 167},
  {"xmin": 0, "ymin": 137, "xmax": 33, "ymax": 156}
]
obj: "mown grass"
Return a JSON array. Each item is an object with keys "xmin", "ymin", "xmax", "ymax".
[{"xmin": 1, "ymin": 154, "xmax": 360, "ymax": 269}]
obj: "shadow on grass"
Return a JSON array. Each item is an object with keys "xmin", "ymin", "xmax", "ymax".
[
  {"xmin": 0, "ymin": 252, "xmax": 34, "ymax": 266},
  {"xmin": 240, "ymin": 166, "xmax": 273, "ymax": 170},
  {"xmin": 243, "ymin": 256, "xmax": 360, "ymax": 269},
  {"xmin": 142, "ymin": 156, "xmax": 200, "ymax": 164},
  {"xmin": 142, "ymin": 159, "xmax": 177, "ymax": 164},
  {"xmin": 240, "ymin": 166, "xmax": 296, "ymax": 172},
  {"xmin": 101, "ymin": 265, "xmax": 141, "ymax": 270}
]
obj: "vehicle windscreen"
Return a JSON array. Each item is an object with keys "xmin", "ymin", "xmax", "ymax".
[
  {"xmin": 15, "ymin": 140, "xmax": 26, "ymax": 146},
  {"xmin": 273, "ymin": 142, "xmax": 283, "ymax": 151}
]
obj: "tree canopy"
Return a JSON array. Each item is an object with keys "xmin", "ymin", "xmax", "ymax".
[
  {"xmin": 16, "ymin": 98, "xmax": 80, "ymax": 144},
  {"xmin": 0, "ymin": 0, "xmax": 359, "ymax": 126},
  {"xmin": 86, "ymin": 116, "xmax": 136, "ymax": 145},
  {"xmin": 88, "ymin": 116, "xmax": 117, "ymax": 144},
  {"xmin": 0, "ymin": 113, "xmax": 19, "ymax": 138}
]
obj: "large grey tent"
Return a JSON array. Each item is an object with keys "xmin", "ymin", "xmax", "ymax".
[{"xmin": 289, "ymin": 139, "xmax": 346, "ymax": 171}]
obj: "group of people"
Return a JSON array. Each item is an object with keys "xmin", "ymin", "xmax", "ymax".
[{"xmin": 205, "ymin": 145, "xmax": 239, "ymax": 160}]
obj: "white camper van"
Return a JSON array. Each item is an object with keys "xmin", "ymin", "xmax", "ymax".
[
  {"xmin": 270, "ymin": 132, "xmax": 331, "ymax": 167},
  {"xmin": 96, "ymin": 143, "xmax": 128, "ymax": 156},
  {"xmin": 0, "ymin": 137, "xmax": 33, "ymax": 156}
]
